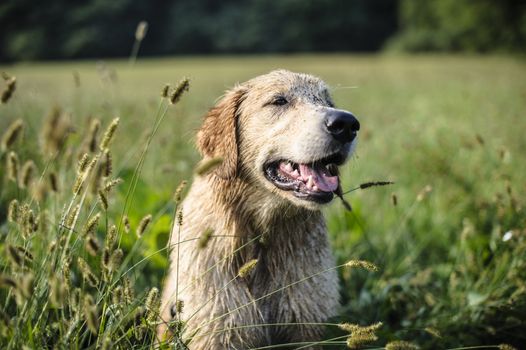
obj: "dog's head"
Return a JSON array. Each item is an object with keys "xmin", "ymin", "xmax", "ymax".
[{"xmin": 197, "ymin": 70, "xmax": 359, "ymax": 210}]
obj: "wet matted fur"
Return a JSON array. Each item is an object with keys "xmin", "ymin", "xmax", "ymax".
[{"xmin": 159, "ymin": 70, "xmax": 360, "ymax": 349}]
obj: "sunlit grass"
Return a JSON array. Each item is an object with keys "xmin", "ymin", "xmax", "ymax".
[{"xmin": 1, "ymin": 54, "xmax": 525, "ymax": 349}]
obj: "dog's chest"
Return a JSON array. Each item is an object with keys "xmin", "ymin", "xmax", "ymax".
[{"xmin": 246, "ymin": 227, "xmax": 330, "ymax": 319}]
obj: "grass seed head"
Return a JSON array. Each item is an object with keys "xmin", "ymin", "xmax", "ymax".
[
  {"xmin": 123, "ymin": 215, "xmax": 130, "ymax": 233},
  {"xmin": 21, "ymin": 207, "xmax": 36, "ymax": 237},
  {"xmin": 66, "ymin": 204, "xmax": 80, "ymax": 228},
  {"xmin": 123, "ymin": 277, "xmax": 134, "ymax": 305},
  {"xmin": 498, "ymin": 345, "xmax": 518, "ymax": 350},
  {"xmin": 424, "ymin": 327, "xmax": 441, "ymax": 338},
  {"xmin": 135, "ymin": 21, "xmax": 148, "ymax": 41},
  {"xmin": 112, "ymin": 285, "xmax": 124, "ymax": 305},
  {"xmin": 103, "ymin": 178, "xmax": 122, "ymax": 192},
  {"xmin": 416, "ymin": 185, "xmax": 433, "ymax": 202},
  {"xmin": 6, "ymin": 245, "xmax": 23, "ymax": 267},
  {"xmin": 6, "ymin": 151, "xmax": 19, "ymax": 182},
  {"xmin": 98, "ymin": 190, "xmax": 108, "ymax": 210},
  {"xmin": 100, "ymin": 117, "xmax": 119, "ymax": 150},
  {"xmin": 85, "ymin": 234, "xmax": 100, "ymax": 256},
  {"xmin": 1, "ymin": 119, "xmax": 24, "ymax": 151},
  {"xmin": 19, "ymin": 160, "xmax": 36, "ymax": 189},
  {"xmin": 48, "ymin": 171, "xmax": 59, "ymax": 192},
  {"xmin": 238, "ymin": 259, "xmax": 258, "ymax": 278},
  {"xmin": 77, "ymin": 153, "xmax": 89, "ymax": 174},
  {"xmin": 145, "ymin": 287, "xmax": 160, "ymax": 323},
  {"xmin": 176, "ymin": 300, "xmax": 184, "ymax": 314},
  {"xmin": 83, "ymin": 213, "xmax": 100, "ymax": 237},
  {"xmin": 86, "ymin": 118, "xmax": 101, "ymax": 152},
  {"xmin": 173, "ymin": 180, "xmax": 188, "ymax": 203},
  {"xmin": 136, "ymin": 214, "xmax": 152, "ymax": 237},
  {"xmin": 83, "ymin": 294, "xmax": 99, "ymax": 334},
  {"xmin": 198, "ymin": 228, "xmax": 214, "ymax": 250},
  {"xmin": 161, "ymin": 83, "xmax": 170, "ymax": 98},
  {"xmin": 109, "ymin": 248, "xmax": 123, "ymax": 271},
  {"xmin": 345, "ymin": 259, "xmax": 379, "ymax": 272},
  {"xmin": 77, "ymin": 257, "xmax": 99, "ymax": 287},
  {"xmin": 102, "ymin": 149, "xmax": 112, "ymax": 177},
  {"xmin": 385, "ymin": 341, "xmax": 420, "ymax": 350},
  {"xmin": 1, "ymin": 76, "xmax": 16, "ymax": 104},
  {"xmin": 0, "ymin": 275, "xmax": 18, "ymax": 289},
  {"xmin": 391, "ymin": 193, "xmax": 398, "ymax": 206},
  {"xmin": 49, "ymin": 276, "xmax": 67, "ymax": 307},
  {"xmin": 359, "ymin": 181, "xmax": 394, "ymax": 190},
  {"xmin": 7, "ymin": 199, "xmax": 19, "ymax": 223},
  {"xmin": 177, "ymin": 209, "xmax": 183, "ymax": 226},
  {"xmin": 42, "ymin": 106, "xmax": 72, "ymax": 155},
  {"xmin": 340, "ymin": 322, "xmax": 382, "ymax": 349},
  {"xmin": 105, "ymin": 224, "xmax": 117, "ymax": 250},
  {"xmin": 169, "ymin": 78, "xmax": 190, "ymax": 105}
]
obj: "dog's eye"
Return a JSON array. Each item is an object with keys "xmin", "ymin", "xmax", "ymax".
[{"xmin": 271, "ymin": 96, "xmax": 288, "ymax": 106}]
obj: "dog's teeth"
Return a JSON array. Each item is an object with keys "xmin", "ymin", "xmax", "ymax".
[
  {"xmin": 284, "ymin": 163, "xmax": 293, "ymax": 172},
  {"xmin": 291, "ymin": 169, "xmax": 299, "ymax": 178},
  {"xmin": 306, "ymin": 175, "xmax": 314, "ymax": 189},
  {"xmin": 312, "ymin": 185, "xmax": 318, "ymax": 192}
]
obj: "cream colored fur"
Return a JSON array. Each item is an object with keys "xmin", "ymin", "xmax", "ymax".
[{"xmin": 159, "ymin": 70, "xmax": 357, "ymax": 349}]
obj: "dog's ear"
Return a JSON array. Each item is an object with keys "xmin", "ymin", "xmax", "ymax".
[{"xmin": 197, "ymin": 87, "xmax": 246, "ymax": 179}]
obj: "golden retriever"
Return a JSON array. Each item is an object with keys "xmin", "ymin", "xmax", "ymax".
[{"xmin": 159, "ymin": 70, "xmax": 360, "ymax": 349}]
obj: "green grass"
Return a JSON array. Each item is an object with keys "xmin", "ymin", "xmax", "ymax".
[{"xmin": 1, "ymin": 54, "xmax": 525, "ymax": 349}]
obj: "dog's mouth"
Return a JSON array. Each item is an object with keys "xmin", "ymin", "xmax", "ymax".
[{"xmin": 264, "ymin": 152, "xmax": 346, "ymax": 204}]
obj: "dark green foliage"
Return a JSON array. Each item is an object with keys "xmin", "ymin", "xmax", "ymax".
[
  {"xmin": 0, "ymin": 0, "xmax": 398, "ymax": 61},
  {"xmin": 388, "ymin": 0, "xmax": 526, "ymax": 52}
]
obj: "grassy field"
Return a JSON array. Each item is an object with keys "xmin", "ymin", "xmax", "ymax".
[{"xmin": 1, "ymin": 54, "xmax": 525, "ymax": 349}]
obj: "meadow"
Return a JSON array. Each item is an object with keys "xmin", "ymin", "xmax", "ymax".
[{"xmin": 0, "ymin": 54, "xmax": 525, "ymax": 349}]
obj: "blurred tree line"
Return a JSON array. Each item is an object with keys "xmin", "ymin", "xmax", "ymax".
[{"xmin": 0, "ymin": 0, "xmax": 524, "ymax": 61}]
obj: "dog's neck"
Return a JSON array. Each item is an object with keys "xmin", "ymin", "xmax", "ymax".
[{"xmin": 205, "ymin": 173, "xmax": 321, "ymax": 234}]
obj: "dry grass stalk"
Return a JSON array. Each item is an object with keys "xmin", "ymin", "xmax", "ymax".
[{"xmin": 195, "ymin": 157, "xmax": 223, "ymax": 176}]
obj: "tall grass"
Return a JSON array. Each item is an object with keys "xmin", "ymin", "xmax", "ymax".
[{"xmin": 1, "ymin": 55, "xmax": 525, "ymax": 349}]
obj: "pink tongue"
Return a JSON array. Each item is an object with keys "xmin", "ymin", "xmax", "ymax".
[{"xmin": 299, "ymin": 164, "xmax": 339, "ymax": 192}]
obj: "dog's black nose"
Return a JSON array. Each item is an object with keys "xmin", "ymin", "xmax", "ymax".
[{"xmin": 324, "ymin": 109, "xmax": 360, "ymax": 143}]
